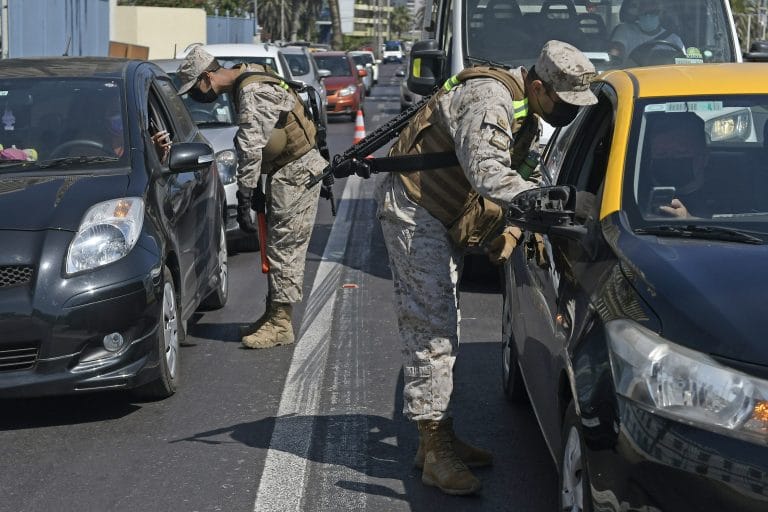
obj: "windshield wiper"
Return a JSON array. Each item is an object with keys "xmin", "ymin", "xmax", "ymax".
[
  {"xmin": 37, "ymin": 155, "xmax": 120, "ymax": 169},
  {"xmin": 635, "ymin": 224, "xmax": 765, "ymax": 245},
  {"xmin": 0, "ymin": 159, "xmax": 35, "ymax": 169}
]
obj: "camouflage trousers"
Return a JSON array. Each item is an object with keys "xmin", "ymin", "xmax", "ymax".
[
  {"xmin": 264, "ymin": 148, "xmax": 324, "ymax": 304},
  {"xmin": 378, "ymin": 180, "xmax": 464, "ymax": 422}
]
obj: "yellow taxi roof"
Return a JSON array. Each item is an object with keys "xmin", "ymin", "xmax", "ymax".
[{"xmin": 600, "ymin": 63, "xmax": 768, "ymax": 99}]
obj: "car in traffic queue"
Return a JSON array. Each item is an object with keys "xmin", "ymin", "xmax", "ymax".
[
  {"xmin": 280, "ymin": 45, "xmax": 330, "ymax": 126},
  {"xmin": 348, "ymin": 51, "xmax": 374, "ymax": 97},
  {"xmin": 349, "ymin": 49, "xmax": 379, "ymax": 85},
  {"xmin": 153, "ymin": 58, "xmax": 258, "ymax": 252},
  {"xmin": 0, "ymin": 58, "xmax": 228, "ymax": 400},
  {"xmin": 501, "ymin": 63, "xmax": 768, "ymax": 511},
  {"xmin": 312, "ymin": 51, "xmax": 367, "ymax": 122}
]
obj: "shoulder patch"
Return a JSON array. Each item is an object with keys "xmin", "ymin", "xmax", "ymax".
[
  {"xmin": 497, "ymin": 117, "xmax": 509, "ymax": 130},
  {"xmin": 489, "ymin": 129, "xmax": 510, "ymax": 151}
]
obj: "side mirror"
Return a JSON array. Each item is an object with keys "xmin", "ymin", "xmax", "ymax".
[
  {"xmin": 395, "ymin": 69, "xmax": 406, "ymax": 77},
  {"xmin": 318, "ymin": 68, "xmax": 331, "ymax": 79},
  {"xmin": 506, "ymin": 185, "xmax": 587, "ymax": 240},
  {"xmin": 375, "ymin": 59, "xmax": 382, "ymax": 64},
  {"xmin": 407, "ymin": 39, "xmax": 446, "ymax": 96},
  {"xmin": 358, "ymin": 68, "xmax": 368, "ymax": 77},
  {"xmin": 168, "ymin": 142, "xmax": 214, "ymax": 172},
  {"xmin": 745, "ymin": 40, "xmax": 768, "ymax": 62}
]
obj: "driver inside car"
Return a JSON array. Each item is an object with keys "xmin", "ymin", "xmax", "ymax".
[{"xmin": 609, "ymin": 0, "xmax": 684, "ymax": 64}]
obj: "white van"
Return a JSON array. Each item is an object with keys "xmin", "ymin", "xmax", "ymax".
[{"xmin": 408, "ymin": 0, "xmax": 742, "ymax": 139}]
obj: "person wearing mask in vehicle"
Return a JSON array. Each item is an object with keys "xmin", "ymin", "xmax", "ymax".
[
  {"xmin": 374, "ymin": 40, "xmax": 597, "ymax": 495},
  {"xmin": 609, "ymin": 0, "xmax": 684, "ymax": 63},
  {"xmin": 176, "ymin": 45, "xmax": 327, "ymax": 349},
  {"xmin": 645, "ymin": 113, "xmax": 713, "ymax": 219}
]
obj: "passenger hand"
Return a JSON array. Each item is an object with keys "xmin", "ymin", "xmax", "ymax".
[
  {"xmin": 236, "ymin": 189, "xmax": 258, "ymax": 233},
  {"xmin": 487, "ymin": 226, "xmax": 522, "ymax": 265},
  {"xmin": 659, "ymin": 198, "xmax": 690, "ymax": 218},
  {"xmin": 151, "ymin": 130, "xmax": 171, "ymax": 162}
]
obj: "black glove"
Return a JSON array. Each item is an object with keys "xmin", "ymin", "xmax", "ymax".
[
  {"xmin": 332, "ymin": 158, "xmax": 372, "ymax": 179},
  {"xmin": 236, "ymin": 189, "xmax": 258, "ymax": 233},
  {"xmin": 320, "ymin": 174, "xmax": 335, "ymax": 200}
]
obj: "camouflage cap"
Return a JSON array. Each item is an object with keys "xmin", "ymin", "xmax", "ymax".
[
  {"xmin": 535, "ymin": 40, "xmax": 598, "ymax": 106},
  {"xmin": 176, "ymin": 46, "xmax": 220, "ymax": 95}
]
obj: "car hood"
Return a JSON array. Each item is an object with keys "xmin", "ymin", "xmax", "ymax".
[
  {"xmin": 0, "ymin": 173, "xmax": 131, "ymax": 231},
  {"xmin": 618, "ymin": 232, "xmax": 768, "ymax": 367},
  {"xmin": 323, "ymin": 77, "xmax": 356, "ymax": 92},
  {"xmin": 199, "ymin": 125, "xmax": 237, "ymax": 154}
]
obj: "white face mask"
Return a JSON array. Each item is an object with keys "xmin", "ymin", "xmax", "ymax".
[{"xmin": 637, "ymin": 13, "xmax": 660, "ymax": 33}]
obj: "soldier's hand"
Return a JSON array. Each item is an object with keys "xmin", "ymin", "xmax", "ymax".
[
  {"xmin": 236, "ymin": 189, "xmax": 258, "ymax": 233},
  {"xmin": 487, "ymin": 226, "xmax": 522, "ymax": 265},
  {"xmin": 333, "ymin": 158, "xmax": 371, "ymax": 179}
]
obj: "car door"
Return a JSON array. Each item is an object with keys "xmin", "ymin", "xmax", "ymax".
[{"xmin": 516, "ymin": 87, "xmax": 617, "ymax": 447}]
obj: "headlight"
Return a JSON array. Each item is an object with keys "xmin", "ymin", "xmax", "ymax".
[
  {"xmin": 338, "ymin": 85, "xmax": 357, "ymax": 97},
  {"xmin": 607, "ymin": 319, "xmax": 768, "ymax": 445},
  {"xmin": 705, "ymin": 110, "xmax": 751, "ymax": 142},
  {"xmin": 66, "ymin": 198, "xmax": 144, "ymax": 274},
  {"xmin": 215, "ymin": 149, "xmax": 237, "ymax": 185}
]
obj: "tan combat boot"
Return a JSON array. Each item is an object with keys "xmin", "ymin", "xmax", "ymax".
[
  {"xmin": 238, "ymin": 300, "xmax": 274, "ymax": 338},
  {"xmin": 417, "ymin": 419, "xmax": 482, "ymax": 495},
  {"xmin": 414, "ymin": 417, "xmax": 493, "ymax": 469},
  {"xmin": 241, "ymin": 302, "xmax": 294, "ymax": 349}
]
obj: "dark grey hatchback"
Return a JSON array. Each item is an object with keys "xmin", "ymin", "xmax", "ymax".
[{"xmin": 0, "ymin": 58, "xmax": 228, "ymax": 400}]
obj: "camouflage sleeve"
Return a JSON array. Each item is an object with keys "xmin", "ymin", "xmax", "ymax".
[
  {"xmin": 235, "ymin": 82, "xmax": 295, "ymax": 190},
  {"xmin": 443, "ymin": 78, "xmax": 535, "ymax": 208}
]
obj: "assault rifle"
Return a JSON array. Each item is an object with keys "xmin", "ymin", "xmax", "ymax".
[{"xmin": 305, "ymin": 87, "xmax": 457, "ymax": 189}]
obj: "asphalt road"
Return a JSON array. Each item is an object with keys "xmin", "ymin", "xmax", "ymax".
[{"xmin": 0, "ymin": 64, "xmax": 558, "ymax": 512}]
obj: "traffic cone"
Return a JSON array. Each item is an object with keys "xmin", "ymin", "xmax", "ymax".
[{"xmin": 353, "ymin": 110, "xmax": 366, "ymax": 144}]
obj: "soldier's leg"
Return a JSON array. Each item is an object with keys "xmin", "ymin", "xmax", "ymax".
[{"xmin": 241, "ymin": 150, "xmax": 323, "ymax": 349}]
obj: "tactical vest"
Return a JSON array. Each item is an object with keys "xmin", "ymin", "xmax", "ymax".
[
  {"xmin": 391, "ymin": 67, "xmax": 540, "ymax": 248},
  {"xmin": 233, "ymin": 65, "xmax": 317, "ymax": 173}
]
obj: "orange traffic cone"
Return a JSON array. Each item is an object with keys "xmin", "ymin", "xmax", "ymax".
[{"xmin": 353, "ymin": 110, "xmax": 366, "ymax": 144}]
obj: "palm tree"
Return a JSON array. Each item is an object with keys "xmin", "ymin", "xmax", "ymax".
[
  {"xmin": 390, "ymin": 5, "xmax": 411, "ymax": 40},
  {"xmin": 328, "ymin": 0, "xmax": 343, "ymax": 49}
]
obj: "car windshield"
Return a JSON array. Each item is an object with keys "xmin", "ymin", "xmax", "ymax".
[
  {"xmin": 0, "ymin": 77, "xmax": 127, "ymax": 168},
  {"xmin": 313, "ymin": 55, "xmax": 352, "ymax": 77},
  {"xmin": 167, "ymin": 72, "xmax": 236, "ymax": 126},
  {"xmin": 284, "ymin": 53, "xmax": 310, "ymax": 77},
  {"xmin": 217, "ymin": 56, "xmax": 281, "ymax": 76},
  {"xmin": 464, "ymin": 0, "xmax": 735, "ymax": 71},
  {"xmin": 385, "ymin": 42, "xmax": 402, "ymax": 52},
  {"xmin": 622, "ymin": 95, "xmax": 768, "ymax": 236}
]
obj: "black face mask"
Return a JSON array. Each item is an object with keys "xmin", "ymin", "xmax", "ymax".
[
  {"xmin": 542, "ymin": 101, "xmax": 579, "ymax": 127},
  {"xmin": 188, "ymin": 86, "xmax": 218, "ymax": 104},
  {"xmin": 651, "ymin": 158, "xmax": 696, "ymax": 190}
]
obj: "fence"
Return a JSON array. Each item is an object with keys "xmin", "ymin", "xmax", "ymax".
[
  {"xmin": 6, "ymin": 0, "xmax": 110, "ymax": 58},
  {"xmin": 207, "ymin": 14, "xmax": 258, "ymax": 45}
]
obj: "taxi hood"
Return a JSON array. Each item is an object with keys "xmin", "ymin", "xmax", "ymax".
[
  {"xmin": 0, "ymin": 173, "xmax": 131, "ymax": 231},
  {"xmin": 618, "ymin": 232, "xmax": 768, "ymax": 368}
]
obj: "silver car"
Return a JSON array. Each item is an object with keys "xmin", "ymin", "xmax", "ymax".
[
  {"xmin": 281, "ymin": 45, "xmax": 329, "ymax": 126},
  {"xmin": 153, "ymin": 58, "xmax": 258, "ymax": 252}
]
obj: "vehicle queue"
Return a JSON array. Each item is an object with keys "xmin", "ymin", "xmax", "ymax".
[{"xmin": 1, "ymin": 5, "xmax": 768, "ymax": 509}]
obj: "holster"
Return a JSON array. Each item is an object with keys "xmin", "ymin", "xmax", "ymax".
[{"xmin": 446, "ymin": 195, "xmax": 504, "ymax": 248}]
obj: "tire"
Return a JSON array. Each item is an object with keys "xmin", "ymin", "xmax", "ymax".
[
  {"xmin": 502, "ymin": 263, "xmax": 527, "ymax": 403},
  {"xmin": 231, "ymin": 232, "xmax": 259, "ymax": 253},
  {"xmin": 202, "ymin": 223, "xmax": 229, "ymax": 309},
  {"xmin": 349, "ymin": 110, "xmax": 357, "ymax": 122},
  {"xmin": 560, "ymin": 402, "xmax": 593, "ymax": 512},
  {"xmin": 135, "ymin": 266, "xmax": 180, "ymax": 400}
]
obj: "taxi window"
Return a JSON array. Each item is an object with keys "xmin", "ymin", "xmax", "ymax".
[{"xmin": 154, "ymin": 76, "xmax": 196, "ymax": 140}]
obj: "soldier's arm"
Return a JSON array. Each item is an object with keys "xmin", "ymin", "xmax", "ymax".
[
  {"xmin": 235, "ymin": 83, "xmax": 295, "ymax": 189},
  {"xmin": 446, "ymin": 79, "xmax": 535, "ymax": 207}
]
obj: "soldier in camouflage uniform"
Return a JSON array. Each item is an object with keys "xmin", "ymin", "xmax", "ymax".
[
  {"xmin": 177, "ymin": 46, "xmax": 326, "ymax": 349},
  {"xmin": 375, "ymin": 40, "xmax": 597, "ymax": 495}
]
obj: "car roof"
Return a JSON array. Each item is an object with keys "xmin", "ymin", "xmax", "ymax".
[
  {"xmin": 280, "ymin": 46, "xmax": 310, "ymax": 55},
  {"xmin": 314, "ymin": 51, "xmax": 347, "ymax": 57},
  {"xmin": 152, "ymin": 59, "xmax": 183, "ymax": 73},
  {"xmin": 601, "ymin": 63, "xmax": 768, "ymax": 99},
  {"xmin": 0, "ymin": 57, "xmax": 132, "ymax": 78},
  {"xmin": 191, "ymin": 43, "xmax": 282, "ymax": 58}
]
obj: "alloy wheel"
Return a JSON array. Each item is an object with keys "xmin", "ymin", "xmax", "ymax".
[{"xmin": 162, "ymin": 281, "xmax": 179, "ymax": 380}]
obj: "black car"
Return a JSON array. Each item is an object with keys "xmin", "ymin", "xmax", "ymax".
[
  {"xmin": 0, "ymin": 58, "xmax": 228, "ymax": 400},
  {"xmin": 502, "ymin": 65, "xmax": 768, "ymax": 511}
]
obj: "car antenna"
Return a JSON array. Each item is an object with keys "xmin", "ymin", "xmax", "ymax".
[{"xmin": 62, "ymin": 35, "xmax": 71, "ymax": 57}]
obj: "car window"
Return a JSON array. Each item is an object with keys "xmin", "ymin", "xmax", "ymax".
[
  {"xmin": 312, "ymin": 55, "xmax": 353, "ymax": 77},
  {"xmin": 166, "ymin": 71, "xmax": 236, "ymax": 127},
  {"xmin": 0, "ymin": 77, "xmax": 128, "ymax": 164},
  {"xmin": 285, "ymin": 53, "xmax": 310, "ymax": 77},
  {"xmin": 464, "ymin": 0, "xmax": 735, "ymax": 71},
  {"xmin": 623, "ymin": 96, "xmax": 768, "ymax": 233},
  {"xmin": 217, "ymin": 56, "xmax": 283, "ymax": 77},
  {"xmin": 153, "ymin": 76, "xmax": 196, "ymax": 141}
]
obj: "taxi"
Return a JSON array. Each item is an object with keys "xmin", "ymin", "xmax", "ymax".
[{"xmin": 502, "ymin": 64, "xmax": 768, "ymax": 511}]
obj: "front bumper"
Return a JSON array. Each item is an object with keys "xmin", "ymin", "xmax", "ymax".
[
  {"xmin": 326, "ymin": 93, "xmax": 358, "ymax": 115},
  {"xmin": 0, "ymin": 230, "xmax": 165, "ymax": 398},
  {"xmin": 586, "ymin": 398, "xmax": 768, "ymax": 511}
]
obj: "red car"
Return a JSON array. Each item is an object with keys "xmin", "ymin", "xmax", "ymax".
[{"xmin": 312, "ymin": 51, "xmax": 366, "ymax": 122}]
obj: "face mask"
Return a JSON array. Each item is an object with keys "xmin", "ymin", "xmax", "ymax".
[
  {"xmin": 189, "ymin": 86, "xmax": 218, "ymax": 104},
  {"xmin": 637, "ymin": 13, "xmax": 660, "ymax": 33},
  {"xmin": 542, "ymin": 101, "xmax": 579, "ymax": 127},
  {"xmin": 651, "ymin": 157, "xmax": 701, "ymax": 194}
]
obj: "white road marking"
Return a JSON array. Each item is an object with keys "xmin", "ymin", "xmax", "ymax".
[{"xmin": 252, "ymin": 178, "xmax": 360, "ymax": 512}]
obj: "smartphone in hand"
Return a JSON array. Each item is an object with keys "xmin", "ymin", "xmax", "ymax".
[{"xmin": 648, "ymin": 186, "xmax": 676, "ymax": 213}]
